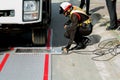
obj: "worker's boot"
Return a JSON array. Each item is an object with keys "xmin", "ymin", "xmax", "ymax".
[
  {"xmin": 82, "ymin": 37, "xmax": 90, "ymax": 45},
  {"xmin": 71, "ymin": 42, "xmax": 86, "ymax": 50}
]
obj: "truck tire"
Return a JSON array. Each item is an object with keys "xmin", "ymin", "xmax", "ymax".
[{"xmin": 32, "ymin": 29, "xmax": 47, "ymax": 46}]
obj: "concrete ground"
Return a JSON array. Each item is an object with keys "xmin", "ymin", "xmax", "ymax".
[{"xmin": 52, "ymin": 0, "xmax": 120, "ymax": 80}]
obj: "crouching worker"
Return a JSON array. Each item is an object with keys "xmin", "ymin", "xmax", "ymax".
[{"xmin": 59, "ymin": 2, "xmax": 93, "ymax": 53}]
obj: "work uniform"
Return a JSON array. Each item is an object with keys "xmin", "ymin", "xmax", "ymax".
[
  {"xmin": 79, "ymin": 0, "xmax": 90, "ymax": 15},
  {"xmin": 105, "ymin": 0, "xmax": 118, "ymax": 29},
  {"xmin": 64, "ymin": 6, "xmax": 92, "ymax": 49}
]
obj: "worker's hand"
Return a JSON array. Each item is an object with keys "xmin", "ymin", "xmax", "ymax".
[
  {"xmin": 62, "ymin": 47, "xmax": 68, "ymax": 54},
  {"xmin": 64, "ymin": 25, "xmax": 67, "ymax": 29}
]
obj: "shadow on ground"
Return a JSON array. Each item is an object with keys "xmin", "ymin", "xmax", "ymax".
[
  {"xmin": 91, "ymin": 13, "xmax": 102, "ymax": 26},
  {"xmin": 0, "ymin": 32, "xmax": 32, "ymax": 48},
  {"xmin": 90, "ymin": 6, "xmax": 105, "ymax": 13},
  {"xmin": 88, "ymin": 34, "xmax": 101, "ymax": 45}
]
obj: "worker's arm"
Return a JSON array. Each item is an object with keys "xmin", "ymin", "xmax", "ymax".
[
  {"xmin": 64, "ymin": 19, "xmax": 71, "ymax": 25},
  {"xmin": 65, "ymin": 14, "xmax": 81, "ymax": 49}
]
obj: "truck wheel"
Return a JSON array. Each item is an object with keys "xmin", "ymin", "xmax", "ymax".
[{"xmin": 32, "ymin": 29, "xmax": 47, "ymax": 46}]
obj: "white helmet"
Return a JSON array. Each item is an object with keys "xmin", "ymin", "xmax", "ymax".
[{"xmin": 59, "ymin": 2, "xmax": 72, "ymax": 14}]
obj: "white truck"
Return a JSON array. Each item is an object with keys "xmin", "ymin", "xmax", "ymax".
[{"xmin": 0, "ymin": 0, "xmax": 51, "ymax": 46}]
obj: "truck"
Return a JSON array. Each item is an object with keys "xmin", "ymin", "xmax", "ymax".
[{"xmin": 0, "ymin": 0, "xmax": 51, "ymax": 46}]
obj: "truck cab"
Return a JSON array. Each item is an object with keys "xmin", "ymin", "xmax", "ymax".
[{"xmin": 0, "ymin": 0, "xmax": 51, "ymax": 46}]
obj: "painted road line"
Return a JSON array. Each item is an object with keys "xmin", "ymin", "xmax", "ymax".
[
  {"xmin": 43, "ymin": 54, "xmax": 50, "ymax": 80},
  {"xmin": 46, "ymin": 28, "xmax": 51, "ymax": 50},
  {"xmin": 43, "ymin": 28, "xmax": 51, "ymax": 80},
  {"xmin": 0, "ymin": 53, "xmax": 10, "ymax": 72}
]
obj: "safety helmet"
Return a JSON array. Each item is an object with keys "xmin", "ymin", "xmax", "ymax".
[{"xmin": 59, "ymin": 2, "xmax": 72, "ymax": 14}]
